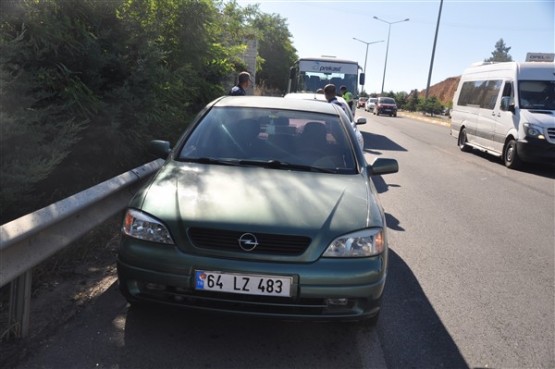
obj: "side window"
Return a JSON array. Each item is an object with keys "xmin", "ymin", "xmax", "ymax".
[
  {"xmin": 457, "ymin": 79, "xmax": 502, "ymax": 109},
  {"xmin": 501, "ymin": 81, "xmax": 513, "ymax": 98}
]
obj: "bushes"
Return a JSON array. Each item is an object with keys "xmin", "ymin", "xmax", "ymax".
[{"xmin": 0, "ymin": 0, "xmax": 271, "ymax": 223}]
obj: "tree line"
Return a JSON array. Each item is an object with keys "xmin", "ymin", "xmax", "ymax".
[{"xmin": 0, "ymin": 0, "xmax": 297, "ymax": 223}]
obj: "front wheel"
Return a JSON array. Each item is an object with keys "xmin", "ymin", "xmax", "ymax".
[
  {"xmin": 503, "ymin": 139, "xmax": 522, "ymax": 169},
  {"xmin": 458, "ymin": 128, "xmax": 472, "ymax": 152}
]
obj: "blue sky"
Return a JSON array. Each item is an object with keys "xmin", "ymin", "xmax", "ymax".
[{"xmin": 239, "ymin": 0, "xmax": 554, "ymax": 94}]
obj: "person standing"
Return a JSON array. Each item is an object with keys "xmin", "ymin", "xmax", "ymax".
[
  {"xmin": 340, "ymin": 85, "xmax": 354, "ymax": 110},
  {"xmin": 229, "ymin": 71, "xmax": 251, "ymax": 96},
  {"xmin": 324, "ymin": 84, "xmax": 349, "ymax": 115}
]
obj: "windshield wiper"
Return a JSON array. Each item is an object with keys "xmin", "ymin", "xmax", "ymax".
[
  {"xmin": 238, "ymin": 159, "xmax": 334, "ymax": 173},
  {"xmin": 182, "ymin": 157, "xmax": 240, "ymax": 166}
]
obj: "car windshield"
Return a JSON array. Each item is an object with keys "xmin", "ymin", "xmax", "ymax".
[
  {"xmin": 380, "ymin": 98, "xmax": 396, "ymax": 104},
  {"xmin": 177, "ymin": 107, "xmax": 357, "ymax": 174},
  {"xmin": 519, "ymin": 80, "xmax": 555, "ymax": 110}
]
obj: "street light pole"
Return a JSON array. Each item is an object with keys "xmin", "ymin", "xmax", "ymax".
[
  {"xmin": 425, "ymin": 0, "xmax": 444, "ymax": 99},
  {"xmin": 373, "ymin": 16, "xmax": 409, "ymax": 94},
  {"xmin": 352, "ymin": 37, "xmax": 384, "ymax": 94}
]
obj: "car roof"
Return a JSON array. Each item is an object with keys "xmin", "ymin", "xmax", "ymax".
[
  {"xmin": 215, "ymin": 95, "xmax": 339, "ymax": 115},
  {"xmin": 283, "ymin": 93, "xmax": 353, "ymax": 117},
  {"xmin": 284, "ymin": 92, "xmax": 348, "ymax": 104}
]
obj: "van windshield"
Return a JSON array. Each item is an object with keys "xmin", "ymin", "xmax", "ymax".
[{"xmin": 519, "ymin": 80, "xmax": 555, "ymax": 110}]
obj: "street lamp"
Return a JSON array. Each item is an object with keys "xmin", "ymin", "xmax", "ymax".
[
  {"xmin": 352, "ymin": 37, "xmax": 384, "ymax": 94},
  {"xmin": 373, "ymin": 16, "xmax": 410, "ymax": 94}
]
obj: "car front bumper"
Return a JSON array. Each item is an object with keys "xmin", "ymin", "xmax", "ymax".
[
  {"xmin": 517, "ymin": 138, "xmax": 555, "ymax": 164},
  {"xmin": 117, "ymin": 240, "xmax": 387, "ymax": 321}
]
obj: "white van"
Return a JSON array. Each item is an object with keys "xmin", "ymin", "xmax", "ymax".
[{"xmin": 450, "ymin": 61, "xmax": 555, "ymax": 169}]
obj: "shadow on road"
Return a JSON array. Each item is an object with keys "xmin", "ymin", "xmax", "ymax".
[
  {"xmin": 380, "ymin": 249, "xmax": 469, "ymax": 368},
  {"xmin": 385, "ymin": 212, "xmax": 404, "ymax": 232},
  {"xmin": 122, "ymin": 298, "xmax": 384, "ymax": 368},
  {"xmin": 467, "ymin": 149, "xmax": 555, "ymax": 179},
  {"xmin": 362, "ymin": 131, "xmax": 407, "ymax": 154},
  {"xmin": 371, "ymin": 174, "xmax": 401, "ymax": 194}
]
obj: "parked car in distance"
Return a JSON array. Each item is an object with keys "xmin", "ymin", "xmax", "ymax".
[
  {"xmin": 373, "ymin": 97, "xmax": 398, "ymax": 117},
  {"xmin": 284, "ymin": 92, "xmax": 365, "ymax": 149},
  {"xmin": 365, "ymin": 97, "xmax": 378, "ymax": 112},
  {"xmin": 357, "ymin": 97, "xmax": 368, "ymax": 109},
  {"xmin": 117, "ymin": 95, "xmax": 399, "ymax": 326}
]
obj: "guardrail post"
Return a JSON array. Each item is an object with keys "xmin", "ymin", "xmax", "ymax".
[{"xmin": 8, "ymin": 271, "xmax": 32, "ymax": 338}]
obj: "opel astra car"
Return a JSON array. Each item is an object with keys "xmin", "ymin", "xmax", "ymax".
[{"xmin": 117, "ymin": 96, "xmax": 399, "ymax": 325}]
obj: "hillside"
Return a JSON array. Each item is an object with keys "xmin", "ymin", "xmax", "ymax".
[{"xmin": 419, "ymin": 76, "xmax": 461, "ymax": 105}]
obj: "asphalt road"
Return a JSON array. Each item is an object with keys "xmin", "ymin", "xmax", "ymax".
[
  {"xmin": 11, "ymin": 111, "xmax": 555, "ymax": 369},
  {"xmin": 360, "ymin": 109, "xmax": 554, "ymax": 368}
]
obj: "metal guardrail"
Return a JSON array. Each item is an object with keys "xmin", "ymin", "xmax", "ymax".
[{"xmin": 0, "ymin": 159, "xmax": 164, "ymax": 339}]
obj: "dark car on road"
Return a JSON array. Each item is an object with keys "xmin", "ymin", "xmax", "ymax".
[
  {"xmin": 117, "ymin": 96, "xmax": 399, "ymax": 326},
  {"xmin": 373, "ymin": 97, "xmax": 398, "ymax": 117}
]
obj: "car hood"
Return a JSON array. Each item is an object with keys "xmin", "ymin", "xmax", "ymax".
[
  {"xmin": 134, "ymin": 161, "xmax": 383, "ymax": 258},
  {"xmin": 520, "ymin": 109, "xmax": 555, "ymax": 127}
]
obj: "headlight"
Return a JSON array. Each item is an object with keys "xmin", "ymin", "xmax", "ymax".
[
  {"xmin": 524, "ymin": 123, "xmax": 545, "ymax": 139},
  {"xmin": 122, "ymin": 209, "xmax": 174, "ymax": 244},
  {"xmin": 323, "ymin": 229, "xmax": 384, "ymax": 257}
]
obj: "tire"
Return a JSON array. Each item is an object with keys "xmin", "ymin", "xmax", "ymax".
[
  {"xmin": 458, "ymin": 128, "xmax": 472, "ymax": 152},
  {"xmin": 503, "ymin": 138, "xmax": 522, "ymax": 169}
]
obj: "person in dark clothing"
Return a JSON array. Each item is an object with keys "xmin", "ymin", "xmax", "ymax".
[
  {"xmin": 324, "ymin": 84, "xmax": 348, "ymax": 114},
  {"xmin": 229, "ymin": 71, "xmax": 251, "ymax": 96}
]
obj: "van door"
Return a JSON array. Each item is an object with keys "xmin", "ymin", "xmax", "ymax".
[
  {"xmin": 475, "ymin": 80, "xmax": 503, "ymax": 151},
  {"xmin": 491, "ymin": 81, "xmax": 517, "ymax": 154}
]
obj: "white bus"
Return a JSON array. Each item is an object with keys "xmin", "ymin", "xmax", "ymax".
[{"xmin": 287, "ymin": 57, "xmax": 364, "ymax": 95}]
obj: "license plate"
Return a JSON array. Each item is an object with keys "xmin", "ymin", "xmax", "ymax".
[{"xmin": 195, "ymin": 270, "xmax": 292, "ymax": 297}]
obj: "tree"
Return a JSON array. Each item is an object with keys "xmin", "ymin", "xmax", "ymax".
[
  {"xmin": 418, "ymin": 96, "xmax": 443, "ymax": 116},
  {"xmin": 485, "ymin": 38, "xmax": 513, "ymax": 62},
  {"xmin": 405, "ymin": 90, "xmax": 419, "ymax": 112},
  {"xmin": 0, "ymin": 0, "xmax": 299, "ymax": 223},
  {"xmin": 252, "ymin": 12, "xmax": 297, "ymax": 95}
]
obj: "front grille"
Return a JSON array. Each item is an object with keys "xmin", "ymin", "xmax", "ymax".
[
  {"xmin": 188, "ymin": 227, "xmax": 311, "ymax": 255},
  {"xmin": 546, "ymin": 127, "xmax": 555, "ymax": 143}
]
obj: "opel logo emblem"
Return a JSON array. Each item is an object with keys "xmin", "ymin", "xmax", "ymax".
[{"xmin": 238, "ymin": 233, "xmax": 259, "ymax": 252}]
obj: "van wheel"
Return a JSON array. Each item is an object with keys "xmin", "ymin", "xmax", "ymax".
[
  {"xmin": 458, "ymin": 128, "xmax": 472, "ymax": 152},
  {"xmin": 503, "ymin": 139, "xmax": 522, "ymax": 169}
]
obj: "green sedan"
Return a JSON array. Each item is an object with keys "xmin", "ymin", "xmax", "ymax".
[{"xmin": 117, "ymin": 96, "xmax": 399, "ymax": 325}]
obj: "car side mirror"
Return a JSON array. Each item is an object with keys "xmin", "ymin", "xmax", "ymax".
[
  {"xmin": 149, "ymin": 140, "xmax": 172, "ymax": 159},
  {"xmin": 367, "ymin": 158, "xmax": 399, "ymax": 176},
  {"xmin": 356, "ymin": 117, "xmax": 367, "ymax": 125},
  {"xmin": 500, "ymin": 96, "xmax": 515, "ymax": 113}
]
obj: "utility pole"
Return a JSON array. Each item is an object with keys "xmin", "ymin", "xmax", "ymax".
[{"xmin": 425, "ymin": 0, "xmax": 444, "ymax": 99}]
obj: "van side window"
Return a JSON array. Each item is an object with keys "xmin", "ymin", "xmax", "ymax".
[
  {"xmin": 457, "ymin": 80, "xmax": 502, "ymax": 109},
  {"xmin": 501, "ymin": 81, "xmax": 512, "ymax": 97}
]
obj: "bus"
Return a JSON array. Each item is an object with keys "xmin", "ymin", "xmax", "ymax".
[{"xmin": 287, "ymin": 57, "xmax": 364, "ymax": 95}]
